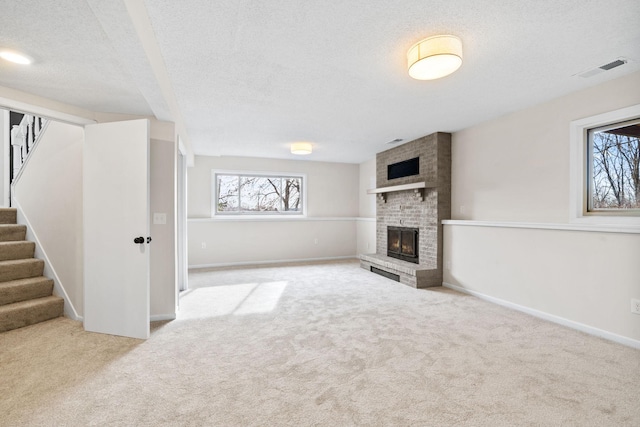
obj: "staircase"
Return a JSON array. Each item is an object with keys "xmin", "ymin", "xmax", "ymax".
[{"xmin": 0, "ymin": 208, "xmax": 63, "ymax": 332}]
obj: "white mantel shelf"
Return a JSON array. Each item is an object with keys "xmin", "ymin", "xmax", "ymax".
[
  {"xmin": 367, "ymin": 181, "xmax": 436, "ymax": 203},
  {"xmin": 366, "ymin": 181, "xmax": 436, "ymax": 195}
]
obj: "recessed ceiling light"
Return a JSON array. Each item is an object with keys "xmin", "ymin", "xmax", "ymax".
[
  {"xmin": 407, "ymin": 35, "xmax": 462, "ymax": 80},
  {"xmin": 291, "ymin": 142, "xmax": 313, "ymax": 155},
  {"xmin": 0, "ymin": 49, "xmax": 33, "ymax": 65}
]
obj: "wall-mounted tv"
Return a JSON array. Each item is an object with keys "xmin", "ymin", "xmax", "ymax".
[{"xmin": 388, "ymin": 157, "xmax": 419, "ymax": 180}]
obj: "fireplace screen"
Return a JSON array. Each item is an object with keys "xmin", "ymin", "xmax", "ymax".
[{"xmin": 387, "ymin": 226, "xmax": 419, "ymax": 263}]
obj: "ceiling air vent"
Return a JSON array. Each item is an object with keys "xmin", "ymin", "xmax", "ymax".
[
  {"xmin": 599, "ymin": 59, "xmax": 626, "ymax": 70},
  {"xmin": 575, "ymin": 57, "xmax": 628, "ymax": 78}
]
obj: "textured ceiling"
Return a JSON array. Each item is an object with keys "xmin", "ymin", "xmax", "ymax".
[
  {"xmin": 1, "ymin": 0, "xmax": 639, "ymax": 163},
  {"xmin": 0, "ymin": 0, "xmax": 154, "ymax": 116}
]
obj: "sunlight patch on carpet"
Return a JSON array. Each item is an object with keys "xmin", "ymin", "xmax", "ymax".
[{"xmin": 178, "ymin": 281, "xmax": 287, "ymax": 319}]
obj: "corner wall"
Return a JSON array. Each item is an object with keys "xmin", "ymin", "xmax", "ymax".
[
  {"xmin": 357, "ymin": 158, "xmax": 376, "ymax": 255},
  {"xmin": 150, "ymin": 138, "xmax": 177, "ymax": 319},
  {"xmin": 445, "ymin": 71, "xmax": 640, "ymax": 346}
]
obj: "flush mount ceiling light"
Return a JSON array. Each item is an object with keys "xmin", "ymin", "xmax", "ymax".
[
  {"xmin": 407, "ymin": 35, "xmax": 462, "ymax": 80},
  {"xmin": 291, "ymin": 142, "xmax": 313, "ymax": 155},
  {"xmin": 0, "ymin": 49, "xmax": 33, "ymax": 65}
]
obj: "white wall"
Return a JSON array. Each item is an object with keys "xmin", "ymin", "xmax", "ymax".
[
  {"xmin": 189, "ymin": 218, "xmax": 357, "ymax": 267},
  {"xmin": 444, "ymin": 225, "xmax": 640, "ymax": 343},
  {"xmin": 451, "ymin": 71, "xmax": 640, "ymax": 222},
  {"xmin": 150, "ymin": 138, "xmax": 177, "ymax": 319},
  {"xmin": 358, "ymin": 158, "xmax": 376, "ymax": 218},
  {"xmin": 187, "ymin": 155, "xmax": 359, "ymax": 267},
  {"xmin": 357, "ymin": 157, "xmax": 376, "ymax": 255},
  {"xmin": 13, "ymin": 121, "xmax": 84, "ymax": 318},
  {"xmin": 445, "ymin": 71, "xmax": 640, "ymax": 345}
]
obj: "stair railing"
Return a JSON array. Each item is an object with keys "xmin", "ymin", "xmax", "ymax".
[
  {"xmin": 9, "ymin": 114, "xmax": 49, "ymax": 205},
  {"xmin": 10, "ymin": 114, "xmax": 48, "ymax": 181}
]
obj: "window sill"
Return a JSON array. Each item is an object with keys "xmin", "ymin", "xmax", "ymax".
[
  {"xmin": 442, "ymin": 219, "xmax": 640, "ymax": 234},
  {"xmin": 189, "ymin": 216, "xmax": 360, "ymax": 223}
]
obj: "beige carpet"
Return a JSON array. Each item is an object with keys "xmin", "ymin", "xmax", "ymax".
[{"xmin": 1, "ymin": 259, "xmax": 639, "ymax": 426}]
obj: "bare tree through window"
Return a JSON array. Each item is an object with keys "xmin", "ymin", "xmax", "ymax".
[
  {"xmin": 216, "ymin": 174, "xmax": 302, "ymax": 214},
  {"xmin": 590, "ymin": 122, "xmax": 640, "ymax": 210}
]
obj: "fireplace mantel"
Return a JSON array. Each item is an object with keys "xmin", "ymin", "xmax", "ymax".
[
  {"xmin": 366, "ymin": 181, "xmax": 436, "ymax": 194},
  {"xmin": 366, "ymin": 181, "xmax": 437, "ymax": 203}
]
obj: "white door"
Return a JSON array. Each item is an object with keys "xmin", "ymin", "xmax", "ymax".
[{"xmin": 83, "ymin": 119, "xmax": 150, "ymax": 339}]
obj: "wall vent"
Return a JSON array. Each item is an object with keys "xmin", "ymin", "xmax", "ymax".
[{"xmin": 575, "ymin": 57, "xmax": 628, "ymax": 78}]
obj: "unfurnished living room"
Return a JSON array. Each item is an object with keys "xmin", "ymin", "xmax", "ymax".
[{"xmin": 0, "ymin": 1, "xmax": 639, "ymax": 426}]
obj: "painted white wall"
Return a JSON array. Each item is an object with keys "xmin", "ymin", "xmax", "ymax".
[
  {"xmin": 445, "ymin": 71, "xmax": 640, "ymax": 344},
  {"xmin": 451, "ymin": 71, "xmax": 640, "ymax": 222},
  {"xmin": 357, "ymin": 157, "xmax": 376, "ymax": 255},
  {"xmin": 150, "ymin": 138, "xmax": 177, "ymax": 319},
  {"xmin": 188, "ymin": 155, "xmax": 359, "ymax": 267},
  {"xmin": 13, "ymin": 121, "xmax": 84, "ymax": 317},
  {"xmin": 356, "ymin": 219, "xmax": 376, "ymax": 255},
  {"xmin": 189, "ymin": 218, "xmax": 357, "ymax": 267},
  {"xmin": 358, "ymin": 158, "xmax": 376, "ymax": 218},
  {"xmin": 444, "ymin": 225, "xmax": 640, "ymax": 343}
]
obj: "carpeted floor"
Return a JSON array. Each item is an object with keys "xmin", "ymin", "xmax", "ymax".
[{"xmin": 1, "ymin": 259, "xmax": 639, "ymax": 426}]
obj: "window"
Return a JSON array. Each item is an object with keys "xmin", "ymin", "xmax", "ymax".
[
  {"xmin": 213, "ymin": 171, "xmax": 305, "ymax": 215},
  {"xmin": 588, "ymin": 119, "xmax": 640, "ymax": 212},
  {"xmin": 570, "ymin": 104, "xmax": 640, "ymax": 227}
]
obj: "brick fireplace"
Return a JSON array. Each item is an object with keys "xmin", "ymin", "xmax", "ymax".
[{"xmin": 360, "ymin": 132, "xmax": 451, "ymax": 288}]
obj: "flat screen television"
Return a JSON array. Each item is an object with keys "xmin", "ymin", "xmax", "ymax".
[{"xmin": 387, "ymin": 157, "xmax": 419, "ymax": 180}]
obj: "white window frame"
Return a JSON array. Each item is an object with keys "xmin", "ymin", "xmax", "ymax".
[
  {"xmin": 211, "ymin": 169, "xmax": 307, "ymax": 217},
  {"xmin": 569, "ymin": 104, "xmax": 640, "ymax": 229}
]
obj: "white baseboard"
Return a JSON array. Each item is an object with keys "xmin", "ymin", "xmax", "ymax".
[
  {"xmin": 189, "ymin": 255, "xmax": 357, "ymax": 270},
  {"xmin": 150, "ymin": 314, "xmax": 176, "ymax": 322},
  {"xmin": 442, "ymin": 282, "xmax": 640, "ymax": 350}
]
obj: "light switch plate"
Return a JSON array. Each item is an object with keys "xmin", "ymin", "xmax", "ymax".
[{"xmin": 153, "ymin": 213, "xmax": 167, "ymax": 225}]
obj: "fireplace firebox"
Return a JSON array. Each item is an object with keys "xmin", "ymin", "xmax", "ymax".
[{"xmin": 387, "ymin": 226, "xmax": 419, "ymax": 264}]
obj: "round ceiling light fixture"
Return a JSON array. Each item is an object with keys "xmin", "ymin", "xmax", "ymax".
[
  {"xmin": 0, "ymin": 49, "xmax": 33, "ymax": 65},
  {"xmin": 291, "ymin": 142, "xmax": 313, "ymax": 155},
  {"xmin": 407, "ymin": 35, "xmax": 462, "ymax": 80}
]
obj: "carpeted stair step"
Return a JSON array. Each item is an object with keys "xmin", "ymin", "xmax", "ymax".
[
  {"xmin": 0, "ymin": 276, "xmax": 54, "ymax": 306},
  {"xmin": 0, "ymin": 295, "xmax": 63, "ymax": 333},
  {"xmin": 0, "ymin": 241, "xmax": 35, "ymax": 261},
  {"xmin": 0, "ymin": 224, "xmax": 27, "ymax": 242},
  {"xmin": 0, "ymin": 258, "xmax": 44, "ymax": 282},
  {"xmin": 0, "ymin": 208, "xmax": 17, "ymax": 225}
]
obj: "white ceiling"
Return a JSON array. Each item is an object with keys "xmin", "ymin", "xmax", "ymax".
[{"xmin": 1, "ymin": 0, "xmax": 639, "ymax": 163}]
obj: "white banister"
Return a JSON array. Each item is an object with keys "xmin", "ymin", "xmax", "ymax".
[
  {"xmin": 10, "ymin": 113, "xmax": 48, "ymax": 184},
  {"xmin": 26, "ymin": 115, "xmax": 34, "ymax": 153}
]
